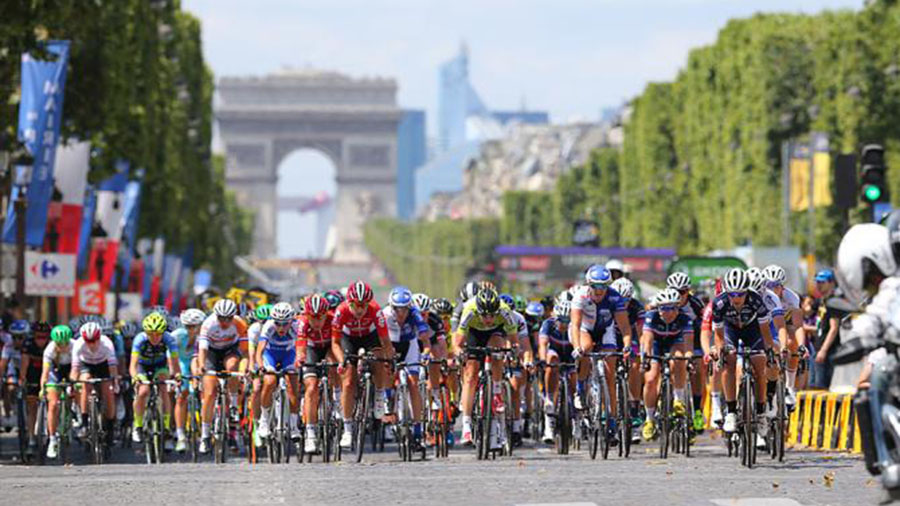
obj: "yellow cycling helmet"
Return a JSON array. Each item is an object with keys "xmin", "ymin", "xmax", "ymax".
[{"xmin": 142, "ymin": 312, "xmax": 168, "ymax": 333}]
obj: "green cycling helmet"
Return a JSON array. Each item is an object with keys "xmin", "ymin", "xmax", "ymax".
[
  {"xmin": 51, "ymin": 325, "xmax": 73, "ymax": 346},
  {"xmin": 255, "ymin": 303, "xmax": 274, "ymax": 322},
  {"xmin": 513, "ymin": 295, "xmax": 528, "ymax": 313}
]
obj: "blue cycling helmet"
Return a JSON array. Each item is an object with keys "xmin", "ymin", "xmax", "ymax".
[
  {"xmin": 9, "ymin": 320, "xmax": 29, "ymax": 335},
  {"xmin": 499, "ymin": 293, "xmax": 514, "ymax": 306},
  {"xmin": 585, "ymin": 264, "xmax": 612, "ymax": 285},
  {"xmin": 814, "ymin": 269, "xmax": 835, "ymax": 283},
  {"xmin": 389, "ymin": 286, "xmax": 413, "ymax": 308},
  {"xmin": 525, "ymin": 301, "xmax": 544, "ymax": 318}
]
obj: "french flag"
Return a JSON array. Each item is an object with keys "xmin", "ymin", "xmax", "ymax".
[{"xmin": 47, "ymin": 140, "xmax": 90, "ymax": 254}]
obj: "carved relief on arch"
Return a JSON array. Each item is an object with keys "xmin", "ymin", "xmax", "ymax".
[{"xmin": 272, "ymin": 139, "xmax": 342, "ymax": 170}]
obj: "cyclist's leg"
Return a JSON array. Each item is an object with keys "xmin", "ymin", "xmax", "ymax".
[
  {"xmin": 47, "ymin": 385, "xmax": 61, "ymax": 435},
  {"xmin": 302, "ymin": 347, "xmax": 321, "ymax": 426},
  {"xmin": 200, "ymin": 349, "xmax": 222, "ymax": 427},
  {"xmin": 487, "ymin": 334, "xmax": 505, "ymax": 384},
  {"xmin": 404, "ymin": 341, "xmax": 424, "ymax": 423},
  {"xmin": 133, "ymin": 364, "xmax": 151, "ymax": 430},
  {"xmin": 339, "ymin": 336, "xmax": 358, "ymax": 421}
]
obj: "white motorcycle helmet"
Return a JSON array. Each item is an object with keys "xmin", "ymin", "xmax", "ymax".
[{"xmin": 836, "ymin": 223, "xmax": 899, "ymax": 306}]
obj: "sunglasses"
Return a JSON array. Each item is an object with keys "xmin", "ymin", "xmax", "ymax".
[
  {"xmin": 217, "ymin": 316, "xmax": 233, "ymax": 323},
  {"xmin": 275, "ymin": 320, "xmax": 292, "ymax": 327},
  {"xmin": 589, "ymin": 283, "xmax": 608, "ymax": 290},
  {"xmin": 659, "ymin": 305, "xmax": 678, "ymax": 312},
  {"xmin": 727, "ymin": 291, "xmax": 746, "ymax": 298},
  {"xmin": 677, "ymin": 288, "xmax": 689, "ymax": 295},
  {"xmin": 765, "ymin": 281, "xmax": 782, "ymax": 289}
]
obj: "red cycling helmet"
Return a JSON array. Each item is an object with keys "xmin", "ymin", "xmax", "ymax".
[
  {"xmin": 346, "ymin": 280, "xmax": 373, "ymax": 304},
  {"xmin": 305, "ymin": 294, "xmax": 329, "ymax": 317},
  {"xmin": 80, "ymin": 322, "xmax": 102, "ymax": 343}
]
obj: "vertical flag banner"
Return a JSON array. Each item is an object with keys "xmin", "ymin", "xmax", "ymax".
[
  {"xmin": 811, "ymin": 132, "xmax": 832, "ymax": 207},
  {"xmin": 3, "ymin": 40, "xmax": 71, "ymax": 246},
  {"xmin": 94, "ymin": 160, "xmax": 129, "ymax": 240},
  {"xmin": 789, "ymin": 141, "xmax": 811, "ymax": 211},
  {"xmin": 112, "ymin": 178, "xmax": 142, "ymax": 289},
  {"xmin": 48, "ymin": 140, "xmax": 90, "ymax": 253},
  {"xmin": 76, "ymin": 185, "xmax": 96, "ymax": 276}
]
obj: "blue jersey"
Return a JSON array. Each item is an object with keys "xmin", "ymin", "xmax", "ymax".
[
  {"xmin": 711, "ymin": 291, "xmax": 770, "ymax": 331},
  {"xmin": 381, "ymin": 305, "xmax": 429, "ymax": 343},
  {"xmin": 539, "ymin": 317, "xmax": 569, "ymax": 346},
  {"xmin": 259, "ymin": 319, "xmax": 298, "ymax": 352},
  {"xmin": 574, "ymin": 286, "xmax": 627, "ymax": 335},
  {"xmin": 643, "ymin": 310, "xmax": 694, "ymax": 342},
  {"xmin": 131, "ymin": 331, "xmax": 179, "ymax": 366},
  {"xmin": 170, "ymin": 327, "xmax": 195, "ymax": 376},
  {"xmin": 617, "ymin": 298, "xmax": 646, "ymax": 338}
]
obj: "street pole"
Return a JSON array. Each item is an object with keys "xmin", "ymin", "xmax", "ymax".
[
  {"xmin": 807, "ymin": 142, "xmax": 815, "ymax": 260},
  {"xmin": 781, "ymin": 141, "xmax": 791, "ymax": 246},
  {"xmin": 15, "ymin": 195, "xmax": 26, "ymax": 307}
]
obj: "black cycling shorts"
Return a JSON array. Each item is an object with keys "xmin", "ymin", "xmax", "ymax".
[
  {"xmin": 303, "ymin": 343, "xmax": 333, "ymax": 379},
  {"xmin": 464, "ymin": 326, "xmax": 506, "ymax": 359},
  {"xmin": 82, "ymin": 362, "xmax": 111, "ymax": 379},
  {"xmin": 341, "ymin": 332, "xmax": 382, "ymax": 364},
  {"xmin": 204, "ymin": 343, "xmax": 241, "ymax": 372}
]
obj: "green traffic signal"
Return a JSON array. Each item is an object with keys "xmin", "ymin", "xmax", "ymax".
[{"xmin": 864, "ymin": 184, "xmax": 883, "ymax": 202}]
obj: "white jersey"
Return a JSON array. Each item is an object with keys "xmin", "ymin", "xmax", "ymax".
[
  {"xmin": 259, "ymin": 319, "xmax": 299, "ymax": 352},
  {"xmin": 198, "ymin": 313, "xmax": 241, "ymax": 351},
  {"xmin": 572, "ymin": 285, "xmax": 597, "ymax": 332},
  {"xmin": 758, "ymin": 288, "xmax": 785, "ymax": 319},
  {"xmin": 72, "ymin": 335, "xmax": 117, "ymax": 368},
  {"xmin": 511, "ymin": 310, "xmax": 528, "ymax": 339},
  {"xmin": 247, "ymin": 321, "xmax": 263, "ymax": 348},
  {"xmin": 42, "ymin": 341, "xmax": 72, "ymax": 366},
  {"xmin": 778, "ymin": 287, "xmax": 801, "ymax": 325}
]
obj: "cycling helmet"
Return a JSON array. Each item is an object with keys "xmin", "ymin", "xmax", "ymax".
[
  {"xmin": 606, "ymin": 259, "xmax": 625, "ymax": 274},
  {"xmin": 51, "ymin": 325, "xmax": 73, "ymax": 346},
  {"xmin": 213, "ymin": 298, "xmax": 238, "ymax": 318},
  {"xmin": 347, "ymin": 280, "xmax": 373, "ymax": 304},
  {"xmin": 143, "ymin": 312, "xmax": 168, "ymax": 333},
  {"xmin": 432, "ymin": 298, "xmax": 453, "ymax": 316},
  {"xmin": 513, "ymin": 295, "xmax": 528, "ymax": 313},
  {"xmin": 180, "ymin": 308, "xmax": 206, "ymax": 327},
  {"xmin": 9, "ymin": 320, "xmax": 29, "ymax": 336},
  {"xmin": 475, "ymin": 289, "xmax": 501, "ymax": 315},
  {"xmin": 722, "ymin": 268, "xmax": 750, "ymax": 293},
  {"xmin": 254, "ymin": 303, "xmax": 273, "ymax": 322},
  {"xmin": 323, "ymin": 290, "xmax": 343, "ymax": 310},
  {"xmin": 389, "ymin": 286, "xmax": 413, "ymax": 308},
  {"xmin": 499, "ymin": 293, "xmax": 514, "ymax": 307},
  {"xmin": 270, "ymin": 302, "xmax": 295, "ymax": 323},
  {"xmin": 666, "ymin": 272, "xmax": 691, "ymax": 291},
  {"xmin": 412, "ymin": 293, "xmax": 431, "ymax": 312},
  {"xmin": 458, "ymin": 281, "xmax": 479, "ymax": 302},
  {"xmin": 656, "ymin": 288, "xmax": 682, "ymax": 306},
  {"xmin": 80, "ymin": 321, "xmax": 102, "ymax": 342},
  {"xmin": 611, "ymin": 278, "xmax": 635, "ymax": 299},
  {"xmin": 814, "ymin": 269, "xmax": 835, "ymax": 283},
  {"xmin": 305, "ymin": 294, "xmax": 329, "ymax": 316},
  {"xmin": 554, "ymin": 300, "xmax": 571, "ymax": 320},
  {"xmin": 32, "ymin": 321, "xmax": 51, "ymax": 335},
  {"xmin": 745, "ymin": 267, "xmax": 764, "ymax": 292},
  {"xmin": 837, "ymin": 223, "xmax": 899, "ymax": 305},
  {"xmin": 525, "ymin": 301, "xmax": 544, "ymax": 318},
  {"xmin": 762, "ymin": 264, "xmax": 786, "ymax": 285},
  {"xmin": 120, "ymin": 321, "xmax": 140, "ymax": 339},
  {"xmin": 478, "ymin": 280, "xmax": 496, "ymax": 293},
  {"xmin": 585, "ymin": 264, "xmax": 612, "ymax": 285}
]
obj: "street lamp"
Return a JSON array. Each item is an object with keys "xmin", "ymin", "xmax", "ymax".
[{"xmin": 12, "ymin": 159, "xmax": 32, "ymax": 305}]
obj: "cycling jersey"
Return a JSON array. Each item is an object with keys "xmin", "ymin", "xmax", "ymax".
[
  {"xmin": 777, "ymin": 287, "xmax": 801, "ymax": 326},
  {"xmin": 170, "ymin": 327, "xmax": 196, "ymax": 383},
  {"xmin": 700, "ymin": 301, "xmax": 714, "ymax": 334},
  {"xmin": 246, "ymin": 321, "xmax": 263, "ymax": 349},
  {"xmin": 539, "ymin": 317, "xmax": 574, "ymax": 361},
  {"xmin": 758, "ymin": 288, "xmax": 784, "ymax": 319},
  {"xmin": 450, "ymin": 298, "xmax": 469, "ymax": 333},
  {"xmin": 72, "ymin": 335, "xmax": 118, "ymax": 368},
  {"xmin": 2, "ymin": 343, "xmax": 20, "ymax": 378},
  {"xmin": 455, "ymin": 300, "xmax": 519, "ymax": 336},
  {"xmin": 680, "ymin": 293, "xmax": 705, "ymax": 352},
  {"xmin": 297, "ymin": 313, "xmax": 333, "ymax": 348},
  {"xmin": 259, "ymin": 319, "xmax": 298, "ymax": 372},
  {"xmin": 131, "ymin": 331, "xmax": 179, "ymax": 366},
  {"xmin": 42, "ymin": 341, "xmax": 72, "ymax": 385},
  {"xmin": 425, "ymin": 312, "xmax": 447, "ymax": 343},
  {"xmin": 198, "ymin": 314, "xmax": 246, "ymax": 351},
  {"xmin": 711, "ymin": 291, "xmax": 771, "ymax": 351},
  {"xmin": 573, "ymin": 285, "xmax": 626, "ymax": 335},
  {"xmin": 510, "ymin": 310, "xmax": 528, "ymax": 339},
  {"xmin": 380, "ymin": 305, "xmax": 429, "ymax": 344},
  {"xmin": 331, "ymin": 300, "xmax": 388, "ymax": 341},
  {"xmin": 643, "ymin": 309, "xmax": 694, "ymax": 355},
  {"xmin": 617, "ymin": 298, "xmax": 646, "ymax": 340}
]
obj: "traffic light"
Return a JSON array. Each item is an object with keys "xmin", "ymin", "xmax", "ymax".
[{"xmin": 860, "ymin": 144, "xmax": 888, "ymax": 204}]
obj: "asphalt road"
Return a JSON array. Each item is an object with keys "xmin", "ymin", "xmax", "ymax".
[{"xmin": 0, "ymin": 428, "xmax": 881, "ymax": 506}]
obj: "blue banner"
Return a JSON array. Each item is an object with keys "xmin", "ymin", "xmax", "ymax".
[
  {"xmin": 3, "ymin": 40, "xmax": 71, "ymax": 246},
  {"xmin": 113, "ymin": 178, "xmax": 142, "ymax": 289},
  {"xmin": 143, "ymin": 255, "xmax": 154, "ymax": 304},
  {"xmin": 76, "ymin": 185, "xmax": 96, "ymax": 276}
]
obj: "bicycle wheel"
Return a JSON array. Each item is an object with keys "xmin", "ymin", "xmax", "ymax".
[
  {"xmin": 215, "ymin": 392, "xmax": 228, "ymax": 464},
  {"xmin": 741, "ymin": 375, "xmax": 755, "ymax": 468},
  {"xmin": 503, "ymin": 381, "xmax": 514, "ymax": 457},
  {"xmin": 557, "ymin": 375, "xmax": 570, "ymax": 455},
  {"xmin": 320, "ymin": 388, "xmax": 331, "ymax": 463},
  {"xmin": 479, "ymin": 375, "xmax": 493, "ymax": 460},
  {"xmin": 683, "ymin": 380, "xmax": 693, "ymax": 458},
  {"xmin": 144, "ymin": 398, "xmax": 156, "ymax": 464},
  {"xmin": 154, "ymin": 396, "xmax": 166, "ymax": 464},
  {"xmin": 659, "ymin": 378, "xmax": 670, "ymax": 459},
  {"xmin": 617, "ymin": 373, "xmax": 630, "ymax": 458},
  {"xmin": 355, "ymin": 378, "xmax": 372, "ymax": 463},
  {"xmin": 90, "ymin": 397, "xmax": 104, "ymax": 465},
  {"xmin": 599, "ymin": 377, "xmax": 611, "ymax": 460},
  {"xmin": 439, "ymin": 385, "xmax": 450, "ymax": 458},
  {"xmin": 188, "ymin": 394, "xmax": 199, "ymax": 463},
  {"xmin": 775, "ymin": 377, "xmax": 785, "ymax": 462},
  {"xmin": 34, "ymin": 399, "xmax": 47, "ymax": 465},
  {"xmin": 15, "ymin": 389, "xmax": 27, "ymax": 463}
]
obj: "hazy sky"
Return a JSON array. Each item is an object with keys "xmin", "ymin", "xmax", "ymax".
[{"xmin": 182, "ymin": 0, "xmax": 862, "ymax": 257}]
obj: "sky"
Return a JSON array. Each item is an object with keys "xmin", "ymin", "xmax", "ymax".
[{"xmin": 182, "ymin": 0, "xmax": 863, "ymax": 258}]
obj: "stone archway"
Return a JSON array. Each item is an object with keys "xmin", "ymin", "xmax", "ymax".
[{"xmin": 216, "ymin": 69, "xmax": 402, "ymax": 262}]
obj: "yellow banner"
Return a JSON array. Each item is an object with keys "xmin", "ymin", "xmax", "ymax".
[
  {"xmin": 813, "ymin": 151, "xmax": 832, "ymax": 206},
  {"xmin": 790, "ymin": 158, "xmax": 810, "ymax": 211}
]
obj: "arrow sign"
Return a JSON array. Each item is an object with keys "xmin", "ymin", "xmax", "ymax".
[{"xmin": 25, "ymin": 252, "xmax": 75, "ymax": 296}]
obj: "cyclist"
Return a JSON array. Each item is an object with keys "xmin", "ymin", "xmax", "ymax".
[
  {"xmin": 331, "ymin": 280, "xmax": 393, "ymax": 449},
  {"xmin": 762, "ymin": 264, "xmax": 805, "ymax": 408},
  {"xmin": 41, "ymin": 325, "xmax": 73, "ymax": 459},
  {"xmin": 324, "ymin": 290, "xmax": 343, "ymax": 311},
  {"xmin": 573, "ymin": 264, "xmax": 632, "ymax": 444},
  {"xmin": 130, "ymin": 312, "xmax": 182, "ymax": 448},
  {"xmin": 538, "ymin": 300, "xmax": 575, "ymax": 444},
  {"xmin": 699, "ymin": 278, "xmax": 726, "ymax": 427},
  {"xmin": 606, "ymin": 259, "xmax": 626, "ymax": 281},
  {"xmin": 450, "ymin": 281, "xmax": 481, "ymax": 333},
  {"xmin": 381, "ymin": 287, "xmax": 431, "ymax": 449},
  {"xmin": 246, "ymin": 303, "xmax": 272, "ymax": 446},
  {"xmin": 172, "ymin": 308, "xmax": 204, "ymax": 452},
  {"xmin": 70, "ymin": 321, "xmax": 119, "ymax": 446},
  {"xmin": 16, "ymin": 321, "xmax": 50, "ymax": 447},
  {"xmin": 710, "ymin": 268, "xmax": 775, "ymax": 435},
  {"xmin": 639, "ymin": 288, "xmax": 693, "ymax": 440},
  {"xmin": 413, "ymin": 292, "xmax": 451, "ymax": 444},
  {"xmin": 498, "ymin": 292, "xmax": 533, "ymax": 446},
  {"xmin": 667, "ymin": 272, "xmax": 708, "ymax": 434},
  {"xmin": 255, "ymin": 302, "xmax": 301, "ymax": 442},
  {"xmin": 0, "ymin": 320, "xmax": 27, "ymax": 430},
  {"xmin": 197, "ymin": 298, "xmax": 245, "ymax": 454},
  {"xmin": 431, "ymin": 297, "xmax": 459, "ymax": 411},
  {"xmin": 523, "ymin": 300, "xmax": 545, "ymax": 439},
  {"xmin": 453, "ymin": 288, "xmax": 519, "ymax": 449},
  {"xmin": 299, "ymin": 293, "xmax": 336, "ymax": 454},
  {"xmin": 610, "ymin": 277, "xmax": 646, "ymax": 442}
]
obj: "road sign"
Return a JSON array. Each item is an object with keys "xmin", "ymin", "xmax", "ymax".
[
  {"xmin": 667, "ymin": 256, "xmax": 748, "ymax": 285},
  {"xmin": 74, "ymin": 280, "xmax": 105, "ymax": 315},
  {"xmin": 24, "ymin": 252, "xmax": 76, "ymax": 296},
  {"xmin": 105, "ymin": 292, "xmax": 143, "ymax": 322}
]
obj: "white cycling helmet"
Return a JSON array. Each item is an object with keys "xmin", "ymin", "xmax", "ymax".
[
  {"xmin": 745, "ymin": 267, "xmax": 764, "ymax": 292},
  {"xmin": 655, "ymin": 288, "xmax": 681, "ymax": 306},
  {"xmin": 412, "ymin": 293, "xmax": 431, "ymax": 312},
  {"xmin": 605, "ymin": 259, "xmax": 625, "ymax": 273},
  {"xmin": 554, "ymin": 300, "xmax": 571, "ymax": 320},
  {"xmin": 180, "ymin": 308, "xmax": 206, "ymax": 327},
  {"xmin": 213, "ymin": 298, "xmax": 237, "ymax": 318},
  {"xmin": 270, "ymin": 302, "xmax": 295, "ymax": 323},
  {"xmin": 610, "ymin": 278, "xmax": 634, "ymax": 299},
  {"xmin": 762, "ymin": 264, "xmax": 786, "ymax": 285},
  {"xmin": 723, "ymin": 268, "xmax": 750, "ymax": 293},
  {"xmin": 837, "ymin": 223, "xmax": 899, "ymax": 305},
  {"xmin": 666, "ymin": 272, "xmax": 691, "ymax": 291}
]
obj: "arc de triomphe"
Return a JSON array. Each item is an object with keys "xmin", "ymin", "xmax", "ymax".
[{"xmin": 216, "ymin": 69, "xmax": 402, "ymax": 262}]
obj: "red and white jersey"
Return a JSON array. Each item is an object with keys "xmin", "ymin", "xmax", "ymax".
[
  {"xmin": 199, "ymin": 313, "xmax": 243, "ymax": 351},
  {"xmin": 331, "ymin": 300, "xmax": 388, "ymax": 341},
  {"xmin": 72, "ymin": 335, "xmax": 117, "ymax": 368},
  {"xmin": 297, "ymin": 313, "xmax": 333, "ymax": 348}
]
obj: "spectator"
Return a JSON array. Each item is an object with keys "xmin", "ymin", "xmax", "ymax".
[
  {"xmin": 810, "ymin": 269, "xmax": 846, "ymax": 390},
  {"xmin": 796, "ymin": 294, "xmax": 819, "ymax": 391}
]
